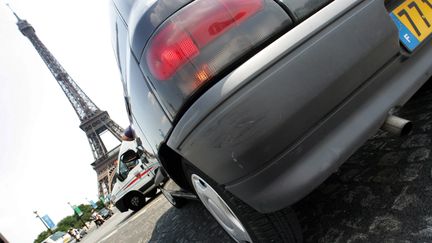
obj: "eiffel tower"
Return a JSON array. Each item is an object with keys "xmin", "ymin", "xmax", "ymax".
[{"xmin": 8, "ymin": 5, "xmax": 123, "ymax": 197}]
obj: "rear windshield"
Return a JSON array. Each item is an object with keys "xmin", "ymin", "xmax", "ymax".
[{"xmin": 50, "ymin": 231, "xmax": 65, "ymax": 241}]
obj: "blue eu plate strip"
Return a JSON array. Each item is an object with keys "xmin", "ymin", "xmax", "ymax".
[{"xmin": 390, "ymin": 13, "xmax": 421, "ymax": 52}]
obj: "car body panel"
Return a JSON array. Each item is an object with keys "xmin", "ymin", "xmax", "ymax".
[
  {"xmin": 168, "ymin": 0, "xmax": 399, "ymax": 184},
  {"xmin": 227, "ymin": 39, "xmax": 432, "ymax": 212},
  {"xmin": 277, "ymin": 0, "xmax": 334, "ymax": 20},
  {"xmin": 126, "ymin": 59, "xmax": 172, "ymax": 153},
  {"xmin": 112, "ymin": 0, "xmax": 192, "ymax": 59},
  {"xmin": 166, "ymin": 0, "xmax": 364, "ymax": 149}
]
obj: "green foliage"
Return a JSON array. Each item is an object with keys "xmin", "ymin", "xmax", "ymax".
[
  {"xmin": 79, "ymin": 203, "xmax": 94, "ymax": 222},
  {"xmin": 96, "ymin": 200, "xmax": 105, "ymax": 209},
  {"xmin": 34, "ymin": 230, "xmax": 50, "ymax": 243},
  {"xmin": 57, "ymin": 215, "xmax": 79, "ymax": 232},
  {"xmin": 33, "ymin": 204, "xmax": 96, "ymax": 243}
]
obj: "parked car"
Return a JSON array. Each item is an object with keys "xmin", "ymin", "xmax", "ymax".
[
  {"xmin": 110, "ymin": 0, "xmax": 432, "ymax": 241},
  {"xmin": 98, "ymin": 207, "xmax": 113, "ymax": 220},
  {"xmin": 42, "ymin": 231, "xmax": 74, "ymax": 243},
  {"xmin": 77, "ymin": 228, "xmax": 87, "ymax": 238},
  {"xmin": 111, "ymin": 139, "xmax": 160, "ymax": 212}
]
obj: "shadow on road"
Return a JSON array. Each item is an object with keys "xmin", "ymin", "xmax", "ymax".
[
  {"xmin": 117, "ymin": 192, "xmax": 162, "ymax": 226},
  {"xmin": 149, "ymin": 201, "xmax": 233, "ymax": 242},
  {"xmin": 294, "ymin": 80, "xmax": 432, "ymax": 243}
]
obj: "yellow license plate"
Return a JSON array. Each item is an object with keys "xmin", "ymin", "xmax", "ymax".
[{"xmin": 390, "ymin": 0, "xmax": 432, "ymax": 51}]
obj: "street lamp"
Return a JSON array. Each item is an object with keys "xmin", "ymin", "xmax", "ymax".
[{"xmin": 33, "ymin": 211, "xmax": 53, "ymax": 234}]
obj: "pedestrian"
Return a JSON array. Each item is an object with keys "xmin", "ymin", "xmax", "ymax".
[
  {"xmin": 68, "ymin": 228, "xmax": 81, "ymax": 242},
  {"xmin": 73, "ymin": 228, "xmax": 82, "ymax": 241},
  {"xmin": 92, "ymin": 210, "xmax": 105, "ymax": 227}
]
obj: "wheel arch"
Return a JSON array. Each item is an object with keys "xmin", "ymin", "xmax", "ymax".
[{"xmin": 158, "ymin": 143, "xmax": 193, "ymax": 192}]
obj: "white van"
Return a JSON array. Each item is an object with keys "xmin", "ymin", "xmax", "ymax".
[{"xmin": 111, "ymin": 139, "xmax": 160, "ymax": 212}]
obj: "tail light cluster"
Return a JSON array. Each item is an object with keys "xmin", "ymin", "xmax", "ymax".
[{"xmin": 143, "ymin": 0, "xmax": 291, "ymax": 116}]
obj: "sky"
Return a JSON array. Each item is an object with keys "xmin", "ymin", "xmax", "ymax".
[{"xmin": 0, "ymin": 0, "xmax": 129, "ymax": 242}]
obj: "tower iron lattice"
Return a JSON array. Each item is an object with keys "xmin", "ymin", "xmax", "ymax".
[{"xmin": 8, "ymin": 5, "xmax": 123, "ymax": 197}]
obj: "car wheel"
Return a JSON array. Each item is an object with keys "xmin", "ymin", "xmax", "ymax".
[
  {"xmin": 186, "ymin": 166, "xmax": 302, "ymax": 243},
  {"xmin": 127, "ymin": 191, "xmax": 146, "ymax": 211}
]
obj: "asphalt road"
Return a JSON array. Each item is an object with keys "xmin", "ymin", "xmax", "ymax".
[{"xmin": 82, "ymin": 81, "xmax": 432, "ymax": 242}]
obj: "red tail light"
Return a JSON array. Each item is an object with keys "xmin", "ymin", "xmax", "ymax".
[
  {"xmin": 147, "ymin": 0, "xmax": 263, "ymax": 80},
  {"xmin": 143, "ymin": 0, "xmax": 291, "ymax": 116},
  {"xmin": 148, "ymin": 23, "xmax": 200, "ymax": 80}
]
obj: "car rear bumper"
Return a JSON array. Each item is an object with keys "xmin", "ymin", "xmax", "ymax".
[
  {"xmin": 227, "ymin": 41, "xmax": 432, "ymax": 213},
  {"xmin": 167, "ymin": 0, "xmax": 432, "ymax": 212}
]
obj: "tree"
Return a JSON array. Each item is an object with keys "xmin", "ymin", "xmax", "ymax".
[
  {"xmin": 78, "ymin": 203, "xmax": 94, "ymax": 223},
  {"xmin": 57, "ymin": 215, "xmax": 79, "ymax": 232},
  {"xmin": 34, "ymin": 230, "xmax": 50, "ymax": 243},
  {"xmin": 96, "ymin": 200, "xmax": 105, "ymax": 209},
  {"xmin": 33, "ymin": 204, "xmax": 95, "ymax": 243}
]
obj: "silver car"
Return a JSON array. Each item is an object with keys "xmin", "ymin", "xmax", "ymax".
[{"xmin": 110, "ymin": 0, "xmax": 432, "ymax": 241}]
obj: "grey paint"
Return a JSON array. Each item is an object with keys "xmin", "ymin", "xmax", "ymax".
[
  {"xmin": 228, "ymin": 38, "xmax": 432, "ymax": 212},
  {"xmin": 110, "ymin": 4, "xmax": 173, "ymax": 163},
  {"xmin": 127, "ymin": 57, "xmax": 172, "ymax": 155},
  {"xmin": 127, "ymin": 0, "xmax": 192, "ymax": 58},
  {"xmin": 137, "ymin": 0, "xmax": 292, "ymax": 118},
  {"xmin": 277, "ymin": 0, "xmax": 334, "ymax": 20},
  {"xmin": 167, "ymin": 0, "xmax": 362, "ymax": 149},
  {"xmin": 111, "ymin": 0, "xmax": 334, "ymax": 60},
  {"xmin": 112, "ymin": 0, "xmax": 137, "ymax": 25},
  {"xmin": 169, "ymin": 0, "xmax": 398, "ymax": 185},
  {"xmin": 111, "ymin": 0, "xmax": 192, "ymax": 59}
]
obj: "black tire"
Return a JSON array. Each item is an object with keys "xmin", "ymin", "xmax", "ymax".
[
  {"xmin": 184, "ymin": 164, "xmax": 303, "ymax": 243},
  {"xmin": 127, "ymin": 191, "xmax": 146, "ymax": 211}
]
